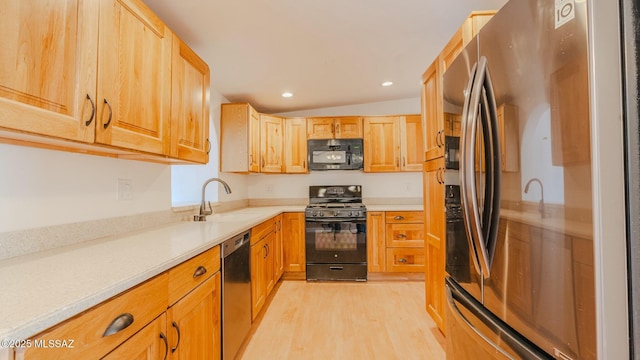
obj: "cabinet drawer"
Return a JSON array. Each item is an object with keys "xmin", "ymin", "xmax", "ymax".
[
  {"xmin": 385, "ymin": 211, "xmax": 424, "ymax": 223},
  {"xmin": 168, "ymin": 246, "xmax": 220, "ymax": 305},
  {"xmin": 385, "ymin": 223, "xmax": 425, "ymax": 248},
  {"xmin": 251, "ymin": 218, "xmax": 275, "ymax": 245},
  {"xmin": 386, "ymin": 248, "xmax": 425, "ymax": 273},
  {"xmin": 25, "ymin": 273, "xmax": 169, "ymax": 360}
]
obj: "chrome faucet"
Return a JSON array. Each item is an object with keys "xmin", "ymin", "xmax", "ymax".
[
  {"xmin": 524, "ymin": 177, "xmax": 544, "ymax": 218},
  {"xmin": 194, "ymin": 178, "xmax": 232, "ymax": 222}
]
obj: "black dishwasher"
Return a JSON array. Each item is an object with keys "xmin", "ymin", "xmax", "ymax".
[{"xmin": 221, "ymin": 231, "xmax": 251, "ymax": 360}]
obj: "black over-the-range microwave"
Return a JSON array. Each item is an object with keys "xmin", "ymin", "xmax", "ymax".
[{"xmin": 307, "ymin": 138, "xmax": 364, "ymax": 170}]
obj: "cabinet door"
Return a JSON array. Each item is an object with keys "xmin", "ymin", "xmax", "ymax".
[
  {"xmin": 264, "ymin": 231, "xmax": 276, "ymax": 296},
  {"xmin": 274, "ymin": 215, "xmax": 284, "ymax": 280},
  {"xmin": 249, "ymin": 107, "xmax": 261, "ymax": 172},
  {"xmin": 260, "ymin": 114, "xmax": 283, "ymax": 173},
  {"xmin": 170, "ymin": 34, "xmax": 210, "ymax": 163},
  {"xmin": 0, "ymin": 0, "xmax": 98, "ymax": 142},
  {"xmin": 422, "ymin": 59, "xmax": 442, "ymax": 161},
  {"xmin": 97, "ymin": 0, "xmax": 172, "ymax": 155},
  {"xmin": 400, "ymin": 115, "xmax": 425, "ymax": 171},
  {"xmin": 168, "ymin": 273, "xmax": 221, "ymax": 360},
  {"xmin": 250, "ymin": 240, "xmax": 267, "ymax": 320},
  {"xmin": 282, "ymin": 212, "xmax": 306, "ymax": 273},
  {"xmin": 363, "ymin": 116, "xmax": 401, "ymax": 172},
  {"xmin": 307, "ymin": 118, "xmax": 335, "ymax": 139},
  {"xmin": 424, "ymin": 157, "xmax": 445, "ymax": 333},
  {"xmin": 284, "ymin": 118, "xmax": 308, "ymax": 173},
  {"xmin": 366, "ymin": 212, "xmax": 386, "ymax": 272},
  {"xmin": 102, "ymin": 314, "xmax": 168, "ymax": 360},
  {"xmin": 334, "ymin": 117, "xmax": 363, "ymax": 139}
]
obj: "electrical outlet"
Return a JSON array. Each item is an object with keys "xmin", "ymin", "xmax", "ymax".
[
  {"xmin": 266, "ymin": 184, "xmax": 274, "ymax": 193},
  {"xmin": 117, "ymin": 178, "xmax": 133, "ymax": 200}
]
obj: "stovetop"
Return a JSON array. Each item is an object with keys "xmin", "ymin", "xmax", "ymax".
[{"xmin": 306, "ymin": 185, "xmax": 366, "ymax": 219}]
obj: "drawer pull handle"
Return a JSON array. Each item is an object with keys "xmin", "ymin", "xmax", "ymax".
[
  {"xmin": 171, "ymin": 321, "xmax": 181, "ymax": 353},
  {"xmin": 103, "ymin": 313, "xmax": 134, "ymax": 337},
  {"xmin": 398, "ymin": 258, "xmax": 408, "ymax": 263},
  {"xmin": 394, "ymin": 215, "xmax": 405, "ymax": 221},
  {"xmin": 329, "ymin": 266, "xmax": 344, "ymax": 271},
  {"xmin": 396, "ymin": 234, "xmax": 407, "ymax": 239},
  {"xmin": 193, "ymin": 266, "xmax": 207, "ymax": 278},
  {"xmin": 160, "ymin": 332, "xmax": 169, "ymax": 360}
]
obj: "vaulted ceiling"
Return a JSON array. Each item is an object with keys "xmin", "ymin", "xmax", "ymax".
[{"xmin": 144, "ymin": 0, "xmax": 508, "ymax": 113}]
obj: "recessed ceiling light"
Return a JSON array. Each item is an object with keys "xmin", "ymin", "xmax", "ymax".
[
  {"xmin": 282, "ymin": 92, "xmax": 293, "ymax": 98},
  {"xmin": 381, "ymin": 81, "xmax": 393, "ymax": 87}
]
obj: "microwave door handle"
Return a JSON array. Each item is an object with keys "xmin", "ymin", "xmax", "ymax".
[{"xmin": 460, "ymin": 61, "xmax": 483, "ymax": 276}]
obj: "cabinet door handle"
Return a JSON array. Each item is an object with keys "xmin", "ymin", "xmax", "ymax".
[
  {"xmin": 171, "ymin": 321, "xmax": 181, "ymax": 353},
  {"xmin": 103, "ymin": 313, "xmax": 134, "ymax": 337},
  {"xmin": 403, "ymin": 156, "xmax": 406, "ymax": 167},
  {"xmin": 102, "ymin": 99, "xmax": 113, "ymax": 129},
  {"xmin": 396, "ymin": 157, "xmax": 400, "ymax": 167},
  {"xmin": 398, "ymin": 258, "xmax": 408, "ymax": 263},
  {"xmin": 206, "ymin": 139, "xmax": 211, "ymax": 154},
  {"xmin": 193, "ymin": 265, "xmax": 207, "ymax": 279},
  {"xmin": 331, "ymin": 123, "xmax": 335, "ymax": 135},
  {"xmin": 85, "ymin": 94, "xmax": 96, "ymax": 126},
  {"xmin": 303, "ymin": 160, "xmax": 306, "ymax": 169},
  {"xmin": 160, "ymin": 332, "xmax": 169, "ymax": 360},
  {"xmin": 336, "ymin": 123, "xmax": 340, "ymax": 135},
  {"xmin": 394, "ymin": 215, "xmax": 405, "ymax": 221}
]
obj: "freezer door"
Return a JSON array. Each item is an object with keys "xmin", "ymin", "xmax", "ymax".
[{"xmin": 446, "ymin": 277, "xmax": 552, "ymax": 360}]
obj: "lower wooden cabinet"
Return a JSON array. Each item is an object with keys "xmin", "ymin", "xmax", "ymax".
[
  {"xmin": 22, "ymin": 246, "xmax": 222, "ymax": 360},
  {"xmin": 424, "ymin": 157, "xmax": 446, "ymax": 333},
  {"xmin": 282, "ymin": 212, "xmax": 306, "ymax": 274},
  {"xmin": 250, "ymin": 216, "xmax": 283, "ymax": 320},
  {"xmin": 366, "ymin": 210, "xmax": 425, "ymax": 273}
]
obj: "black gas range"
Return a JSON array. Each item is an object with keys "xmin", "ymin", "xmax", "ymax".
[{"xmin": 305, "ymin": 185, "xmax": 367, "ymax": 281}]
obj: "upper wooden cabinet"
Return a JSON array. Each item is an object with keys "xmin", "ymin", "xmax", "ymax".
[
  {"xmin": 0, "ymin": 0, "xmax": 99, "ymax": 143},
  {"xmin": 170, "ymin": 34, "xmax": 211, "ymax": 164},
  {"xmin": 363, "ymin": 115, "xmax": 423, "ymax": 172},
  {"xmin": 260, "ymin": 114, "xmax": 284, "ymax": 173},
  {"xmin": 283, "ymin": 118, "xmax": 308, "ymax": 173},
  {"xmin": 96, "ymin": 0, "xmax": 172, "ymax": 155},
  {"xmin": 0, "ymin": 0, "xmax": 210, "ymax": 163},
  {"xmin": 307, "ymin": 117, "xmax": 363, "ymax": 139},
  {"xmin": 220, "ymin": 103, "xmax": 261, "ymax": 172},
  {"xmin": 423, "ymin": 11, "xmax": 495, "ymax": 161}
]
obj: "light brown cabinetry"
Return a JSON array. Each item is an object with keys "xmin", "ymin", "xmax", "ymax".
[
  {"xmin": 283, "ymin": 118, "xmax": 308, "ymax": 173},
  {"xmin": 96, "ymin": 0, "xmax": 172, "ymax": 155},
  {"xmin": 250, "ymin": 216, "xmax": 283, "ymax": 320},
  {"xmin": 220, "ymin": 103, "xmax": 261, "ymax": 172},
  {"xmin": 422, "ymin": 11, "xmax": 495, "ymax": 162},
  {"xmin": 366, "ymin": 211, "xmax": 425, "ymax": 273},
  {"xmin": 260, "ymin": 115, "xmax": 284, "ymax": 173},
  {"xmin": 282, "ymin": 212, "xmax": 306, "ymax": 274},
  {"xmin": 367, "ymin": 212, "xmax": 387, "ymax": 272},
  {"xmin": 307, "ymin": 117, "xmax": 363, "ymax": 139},
  {"xmin": 23, "ymin": 246, "xmax": 221, "ymax": 360},
  {"xmin": 0, "ymin": 0, "xmax": 209, "ymax": 164},
  {"xmin": 169, "ymin": 34, "xmax": 211, "ymax": 164},
  {"xmin": 424, "ymin": 157, "xmax": 446, "ymax": 333},
  {"xmin": 385, "ymin": 212, "xmax": 425, "ymax": 272},
  {"xmin": 363, "ymin": 116, "xmax": 423, "ymax": 172}
]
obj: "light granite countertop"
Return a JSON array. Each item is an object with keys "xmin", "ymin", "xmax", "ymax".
[{"xmin": 0, "ymin": 204, "xmax": 421, "ymax": 343}]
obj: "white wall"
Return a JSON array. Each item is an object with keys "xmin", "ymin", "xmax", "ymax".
[{"xmin": 0, "ymin": 144, "xmax": 171, "ymax": 232}]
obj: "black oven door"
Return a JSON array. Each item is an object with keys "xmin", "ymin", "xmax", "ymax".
[{"xmin": 305, "ymin": 219, "xmax": 367, "ymax": 264}]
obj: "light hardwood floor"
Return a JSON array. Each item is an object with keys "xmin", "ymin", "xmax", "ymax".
[{"xmin": 240, "ymin": 280, "xmax": 445, "ymax": 360}]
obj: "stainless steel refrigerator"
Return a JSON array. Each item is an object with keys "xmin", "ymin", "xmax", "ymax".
[{"xmin": 442, "ymin": 0, "xmax": 596, "ymax": 358}]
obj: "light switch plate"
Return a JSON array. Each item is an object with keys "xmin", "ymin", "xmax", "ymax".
[{"xmin": 117, "ymin": 178, "xmax": 133, "ymax": 200}]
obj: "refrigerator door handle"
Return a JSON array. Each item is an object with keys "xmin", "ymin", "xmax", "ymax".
[
  {"xmin": 460, "ymin": 61, "xmax": 483, "ymax": 276},
  {"xmin": 462, "ymin": 56, "xmax": 502, "ymax": 279}
]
